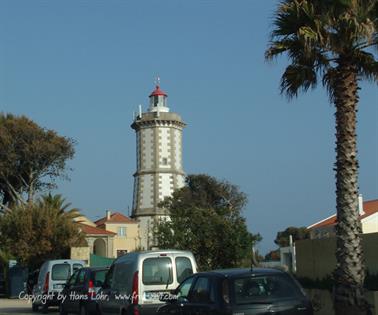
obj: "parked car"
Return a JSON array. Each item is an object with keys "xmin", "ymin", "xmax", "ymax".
[
  {"xmin": 32, "ymin": 259, "xmax": 85, "ymax": 313},
  {"xmin": 97, "ymin": 250, "xmax": 197, "ymax": 315},
  {"xmin": 157, "ymin": 268, "xmax": 313, "ymax": 315},
  {"xmin": 59, "ymin": 267, "xmax": 108, "ymax": 315}
]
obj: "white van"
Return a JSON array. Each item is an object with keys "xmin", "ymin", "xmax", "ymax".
[
  {"xmin": 98, "ymin": 250, "xmax": 197, "ymax": 315},
  {"xmin": 32, "ymin": 259, "xmax": 85, "ymax": 313}
]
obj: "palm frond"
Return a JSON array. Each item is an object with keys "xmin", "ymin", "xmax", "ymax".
[
  {"xmin": 267, "ymin": 0, "xmax": 377, "ymax": 101},
  {"xmin": 280, "ymin": 64, "xmax": 317, "ymax": 98},
  {"xmin": 353, "ymin": 50, "xmax": 378, "ymax": 82},
  {"xmin": 322, "ymin": 68, "xmax": 339, "ymax": 102}
]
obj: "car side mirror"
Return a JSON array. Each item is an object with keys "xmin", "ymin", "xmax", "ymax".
[{"xmin": 177, "ymin": 296, "xmax": 189, "ymax": 304}]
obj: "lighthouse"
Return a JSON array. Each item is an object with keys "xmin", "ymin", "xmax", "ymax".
[{"xmin": 131, "ymin": 83, "xmax": 186, "ymax": 249}]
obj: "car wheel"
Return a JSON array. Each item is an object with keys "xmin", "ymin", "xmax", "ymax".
[
  {"xmin": 32, "ymin": 303, "xmax": 38, "ymax": 312},
  {"xmin": 80, "ymin": 305, "xmax": 88, "ymax": 315},
  {"xmin": 59, "ymin": 303, "xmax": 68, "ymax": 315}
]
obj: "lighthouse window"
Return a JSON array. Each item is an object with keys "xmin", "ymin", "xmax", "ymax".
[{"xmin": 153, "ymin": 96, "xmax": 159, "ymax": 106}]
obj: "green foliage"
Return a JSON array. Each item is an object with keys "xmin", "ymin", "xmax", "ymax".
[
  {"xmin": 154, "ymin": 174, "xmax": 261, "ymax": 271},
  {"xmin": 0, "ymin": 113, "xmax": 75, "ymax": 206},
  {"xmin": 0, "ymin": 248, "xmax": 14, "ymax": 267},
  {"xmin": 265, "ymin": 0, "xmax": 378, "ymax": 99},
  {"xmin": 0, "ymin": 194, "xmax": 85, "ymax": 270},
  {"xmin": 274, "ymin": 226, "xmax": 310, "ymax": 247}
]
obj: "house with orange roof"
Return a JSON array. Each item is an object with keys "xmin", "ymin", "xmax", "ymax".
[
  {"xmin": 307, "ymin": 196, "xmax": 378, "ymax": 239},
  {"xmin": 94, "ymin": 210, "xmax": 140, "ymax": 257},
  {"xmin": 73, "ymin": 211, "xmax": 140, "ymax": 259}
]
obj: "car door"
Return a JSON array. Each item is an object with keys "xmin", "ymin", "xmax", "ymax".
[
  {"xmin": 98, "ymin": 264, "xmax": 121, "ymax": 315},
  {"xmin": 70, "ymin": 268, "xmax": 87, "ymax": 313},
  {"xmin": 156, "ymin": 276, "xmax": 196, "ymax": 315},
  {"xmin": 183, "ymin": 276, "xmax": 219, "ymax": 315},
  {"xmin": 62, "ymin": 270, "xmax": 79, "ymax": 313}
]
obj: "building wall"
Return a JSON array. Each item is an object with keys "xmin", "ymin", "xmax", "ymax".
[
  {"xmin": 296, "ymin": 232, "xmax": 378, "ymax": 279},
  {"xmin": 104, "ymin": 223, "xmax": 139, "ymax": 256},
  {"xmin": 134, "ymin": 123, "xmax": 185, "ymax": 214},
  {"xmin": 362, "ymin": 213, "xmax": 378, "ymax": 234},
  {"xmin": 70, "ymin": 247, "xmax": 90, "ymax": 265}
]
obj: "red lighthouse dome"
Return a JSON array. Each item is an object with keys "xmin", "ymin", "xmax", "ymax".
[{"xmin": 149, "ymin": 85, "xmax": 168, "ymax": 97}]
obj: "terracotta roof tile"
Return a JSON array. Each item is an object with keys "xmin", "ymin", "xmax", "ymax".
[
  {"xmin": 78, "ymin": 223, "xmax": 116, "ymax": 235},
  {"xmin": 308, "ymin": 199, "xmax": 378, "ymax": 230},
  {"xmin": 94, "ymin": 212, "xmax": 137, "ymax": 226}
]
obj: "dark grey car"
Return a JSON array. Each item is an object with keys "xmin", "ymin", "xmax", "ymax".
[
  {"xmin": 157, "ymin": 268, "xmax": 313, "ymax": 315},
  {"xmin": 60, "ymin": 267, "xmax": 108, "ymax": 315}
]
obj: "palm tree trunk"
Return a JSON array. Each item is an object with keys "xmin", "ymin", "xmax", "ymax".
[{"xmin": 333, "ymin": 58, "xmax": 369, "ymax": 315}]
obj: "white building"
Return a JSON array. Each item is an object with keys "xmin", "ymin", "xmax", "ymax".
[{"xmin": 131, "ymin": 84, "xmax": 186, "ymax": 249}]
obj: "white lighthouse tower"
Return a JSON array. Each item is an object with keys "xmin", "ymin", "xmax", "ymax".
[{"xmin": 131, "ymin": 83, "xmax": 186, "ymax": 249}]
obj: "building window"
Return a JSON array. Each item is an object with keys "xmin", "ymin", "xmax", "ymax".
[
  {"xmin": 118, "ymin": 227, "xmax": 127, "ymax": 237},
  {"xmin": 162, "ymin": 157, "xmax": 168, "ymax": 165}
]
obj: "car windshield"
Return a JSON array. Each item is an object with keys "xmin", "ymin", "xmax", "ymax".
[
  {"xmin": 52, "ymin": 264, "xmax": 71, "ymax": 281},
  {"xmin": 142, "ymin": 257, "xmax": 173, "ymax": 285},
  {"xmin": 233, "ymin": 274, "xmax": 303, "ymax": 305}
]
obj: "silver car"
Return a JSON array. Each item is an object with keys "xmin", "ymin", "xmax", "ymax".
[{"xmin": 98, "ymin": 250, "xmax": 197, "ymax": 315}]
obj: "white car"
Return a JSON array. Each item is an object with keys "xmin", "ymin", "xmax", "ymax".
[
  {"xmin": 98, "ymin": 250, "xmax": 197, "ymax": 315},
  {"xmin": 32, "ymin": 259, "xmax": 84, "ymax": 313}
]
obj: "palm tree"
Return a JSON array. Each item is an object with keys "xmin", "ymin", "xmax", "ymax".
[
  {"xmin": 265, "ymin": 1, "xmax": 377, "ymax": 314},
  {"xmin": 38, "ymin": 193, "xmax": 81, "ymax": 221}
]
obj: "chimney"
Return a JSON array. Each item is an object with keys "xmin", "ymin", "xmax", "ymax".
[
  {"xmin": 358, "ymin": 194, "xmax": 364, "ymax": 216},
  {"xmin": 106, "ymin": 210, "xmax": 111, "ymax": 220}
]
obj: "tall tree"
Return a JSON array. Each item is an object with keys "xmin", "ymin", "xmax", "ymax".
[
  {"xmin": 0, "ymin": 194, "xmax": 85, "ymax": 269},
  {"xmin": 0, "ymin": 113, "xmax": 75, "ymax": 207},
  {"xmin": 154, "ymin": 174, "xmax": 261, "ymax": 271},
  {"xmin": 266, "ymin": 1, "xmax": 377, "ymax": 314}
]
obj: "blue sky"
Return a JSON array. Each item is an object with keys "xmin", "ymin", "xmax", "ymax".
[{"xmin": 1, "ymin": 0, "xmax": 377, "ymax": 254}]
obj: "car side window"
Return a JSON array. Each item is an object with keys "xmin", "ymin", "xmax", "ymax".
[
  {"xmin": 67, "ymin": 270, "xmax": 79, "ymax": 286},
  {"xmin": 76, "ymin": 269, "xmax": 86, "ymax": 285},
  {"xmin": 103, "ymin": 265, "xmax": 114, "ymax": 289},
  {"xmin": 176, "ymin": 276, "xmax": 195, "ymax": 299},
  {"xmin": 73, "ymin": 264, "xmax": 83, "ymax": 273},
  {"xmin": 112, "ymin": 263, "xmax": 131, "ymax": 292},
  {"xmin": 190, "ymin": 277, "xmax": 213, "ymax": 304}
]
